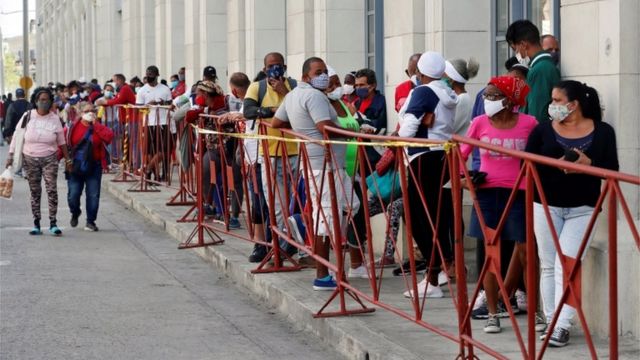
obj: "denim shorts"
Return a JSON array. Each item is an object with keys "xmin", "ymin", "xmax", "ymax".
[{"xmin": 468, "ymin": 188, "xmax": 526, "ymax": 243}]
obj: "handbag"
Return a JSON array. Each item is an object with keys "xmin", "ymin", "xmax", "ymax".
[
  {"xmin": 11, "ymin": 110, "xmax": 32, "ymax": 173},
  {"xmin": 366, "ymin": 169, "xmax": 401, "ymax": 204}
]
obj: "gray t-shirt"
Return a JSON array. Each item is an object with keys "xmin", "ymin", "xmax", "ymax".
[{"xmin": 274, "ymin": 82, "xmax": 343, "ymax": 170}]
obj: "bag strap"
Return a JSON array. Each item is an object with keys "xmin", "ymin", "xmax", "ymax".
[{"xmin": 20, "ymin": 110, "xmax": 32, "ymax": 129}]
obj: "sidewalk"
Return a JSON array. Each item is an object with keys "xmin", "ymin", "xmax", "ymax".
[{"xmin": 105, "ymin": 176, "xmax": 639, "ymax": 360}]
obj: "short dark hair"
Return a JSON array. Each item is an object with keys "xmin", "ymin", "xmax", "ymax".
[
  {"xmin": 30, "ymin": 86, "xmax": 53, "ymax": 105},
  {"xmin": 302, "ymin": 57, "xmax": 324, "ymax": 76},
  {"xmin": 355, "ymin": 68, "xmax": 377, "ymax": 85},
  {"xmin": 263, "ymin": 52, "xmax": 285, "ymax": 66},
  {"xmin": 506, "ymin": 20, "xmax": 540, "ymax": 46},
  {"xmin": 130, "ymin": 76, "xmax": 140, "ymax": 84},
  {"xmin": 114, "ymin": 74, "xmax": 126, "ymax": 82},
  {"xmin": 146, "ymin": 65, "xmax": 160, "ymax": 76},
  {"xmin": 90, "ymin": 78, "xmax": 98, "ymax": 84},
  {"xmin": 229, "ymin": 72, "xmax": 251, "ymax": 90},
  {"xmin": 170, "ymin": 74, "xmax": 179, "ymax": 80}
]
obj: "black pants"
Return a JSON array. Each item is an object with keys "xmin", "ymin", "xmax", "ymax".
[{"xmin": 407, "ymin": 150, "xmax": 454, "ymax": 269}]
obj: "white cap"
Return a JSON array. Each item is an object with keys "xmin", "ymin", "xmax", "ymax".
[
  {"xmin": 78, "ymin": 76, "xmax": 87, "ymax": 83},
  {"xmin": 445, "ymin": 61, "xmax": 467, "ymax": 84},
  {"xmin": 417, "ymin": 52, "xmax": 446, "ymax": 79},
  {"xmin": 327, "ymin": 65, "xmax": 337, "ymax": 78}
]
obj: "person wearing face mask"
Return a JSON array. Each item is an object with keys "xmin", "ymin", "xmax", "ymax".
[
  {"xmin": 541, "ymin": 34, "xmax": 560, "ymax": 66},
  {"xmin": 396, "ymin": 51, "xmax": 458, "ymax": 298},
  {"xmin": 506, "ymin": 20, "xmax": 560, "ymax": 123},
  {"xmin": 67, "ymin": 81, "xmax": 82, "ymax": 105},
  {"xmin": 459, "ymin": 76, "xmax": 536, "ymax": 334},
  {"xmin": 272, "ymin": 57, "xmax": 360, "ymax": 291},
  {"xmin": 525, "ymin": 81, "xmax": 618, "ymax": 347},
  {"xmin": 354, "ymin": 68, "xmax": 387, "ymax": 135},
  {"xmin": 136, "ymin": 65, "xmax": 173, "ymax": 181},
  {"xmin": 5, "ymin": 87, "xmax": 72, "ymax": 236},
  {"xmin": 171, "ymin": 67, "xmax": 187, "ymax": 99},
  {"xmin": 444, "ymin": 57, "xmax": 480, "ymax": 136},
  {"xmin": 243, "ymin": 52, "xmax": 301, "ymax": 262},
  {"xmin": 169, "ymin": 74, "xmax": 179, "ymax": 90},
  {"xmin": 96, "ymin": 74, "xmax": 136, "ymax": 107},
  {"xmin": 65, "ymin": 102, "xmax": 114, "ymax": 232},
  {"xmin": 395, "ymin": 53, "xmax": 422, "ymax": 112},
  {"xmin": 341, "ymin": 72, "xmax": 358, "ymax": 105}
]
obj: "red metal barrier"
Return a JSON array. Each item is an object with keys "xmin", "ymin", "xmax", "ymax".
[{"xmin": 180, "ymin": 118, "xmax": 638, "ymax": 359}]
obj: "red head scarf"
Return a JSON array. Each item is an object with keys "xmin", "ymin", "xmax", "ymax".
[{"xmin": 488, "ymin": 76, "xmax": 530, "ymax": 107}]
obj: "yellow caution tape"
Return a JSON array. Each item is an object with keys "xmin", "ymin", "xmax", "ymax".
[{"xmin": 190, "ymin": 124, "xmax": 445, "ymax": 149}]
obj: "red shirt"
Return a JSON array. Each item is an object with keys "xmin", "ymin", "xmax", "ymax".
[
  {"xmin": 106, "ymin": 84, "xmax": 136, "ymax": 106},
  {"xmin": 358, "ymin": 96, "xmax": 373, "ymax": 113},
  {"xmin": 171, "ymin": 81, "xmax": 186, "ymax": 99},
  {"xmin": 68, "ymin": 120, "xmax": 114, "ymax": 167},
  {"xmin": 394, "ymin": 80, "xmax": 414, "ymax": 112}
]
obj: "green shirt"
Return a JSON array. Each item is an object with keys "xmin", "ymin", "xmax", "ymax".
[
  {"xmin": 336, "ymin": 100, "xmax": 360, "ymax": 177},
  {"xmin": 522, "ymin": 51, "xmax": 561, "ymax": 123}
]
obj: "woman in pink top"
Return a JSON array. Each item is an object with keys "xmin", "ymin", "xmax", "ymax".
[
  {"xmin": 6, "ymin": 87, "xmax": 72, "ymax": 235},
  {"xmin": 460, "ymin": 76, "xmax": 536, "ymax": 334}
]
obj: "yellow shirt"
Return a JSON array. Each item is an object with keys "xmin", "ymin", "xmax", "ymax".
[{"xmin": 245, "ymin": 80, "xmax": 299, "ymax": 157}]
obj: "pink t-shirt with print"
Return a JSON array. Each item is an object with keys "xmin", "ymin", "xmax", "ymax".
[
  {"xmin": 460, "ymin": 113, "xmax": 537, "ymax": 189},
  {"xmin": 10, "ymin": 110, "xmax": 66, "ymax": 158}
]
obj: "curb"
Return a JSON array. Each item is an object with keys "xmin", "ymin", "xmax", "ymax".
[{"xmin": 106, "ymin": 180, "xmax": 423, "ymax": 360}]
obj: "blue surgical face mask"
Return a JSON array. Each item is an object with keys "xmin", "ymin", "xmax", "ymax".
[
  {"xmin": 170, "ymin": 80, "xmax": 179, "ymax": 89},
  {"xmin": 355, "ymin": 87, "xmax": 370, "ymax": 99},
  {"xmin": 310, "ymin": 73, "xmax": 330, "ymax": 90}
]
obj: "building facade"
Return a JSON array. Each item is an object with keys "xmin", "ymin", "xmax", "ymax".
[{"xmin": 35, "ymin": 0, "xmax": 639, "ymax": 339}]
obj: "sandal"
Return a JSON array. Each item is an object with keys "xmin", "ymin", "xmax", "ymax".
[
  {"xmin": 49, "ymin": 226, "xmax": 62, "ymax": 236},
  {"xmin": 29, "ymin": 227, "xmax": 43, "ymax": 235}
]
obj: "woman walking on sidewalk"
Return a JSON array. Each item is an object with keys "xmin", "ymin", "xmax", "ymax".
[
  {"xmin": 5, "ymin": 87, "xmax": 72, "ymax": 235},
  {"xmin": 66, "ymin": 102, "xmax": 114, "ymax": 231}
]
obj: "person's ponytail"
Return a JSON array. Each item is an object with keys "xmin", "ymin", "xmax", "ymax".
[{"xmin": 580, "ymin": 84, "xmax": 602, "ymax": 122}]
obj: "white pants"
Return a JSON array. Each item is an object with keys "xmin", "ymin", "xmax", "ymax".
[
  {"xmin": 307, "ymin": 168, "xmax": 360, "ymax": 237},
  {"xmin": 533, "ymin": 203, "xmax": 595, "ymax": 330}
]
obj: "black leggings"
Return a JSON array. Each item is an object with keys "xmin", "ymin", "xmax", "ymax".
[{"xmin": 407, "ymin": 150, "xmax": 454, "ymax": 270}]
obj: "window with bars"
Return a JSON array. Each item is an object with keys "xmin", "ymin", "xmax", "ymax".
[{"xmin": 365, "ymin": 0, "xmax": 384, "ymax": 92}]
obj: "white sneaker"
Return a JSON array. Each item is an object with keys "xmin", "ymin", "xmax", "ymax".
[
  {"xmin": 515, "ymin": 289, "xmax": 528, "ymax": 313},
  {"xmin": 438, "ymin": 270, "xmax": 449, "ymax": 286},
  {"xmin": 347, "ymin": 264, "xmax": 370, "ymax": 279},
  {"xmin": 403, "ymin": 278, "xmax": 444, "ymax": 298},
  {"xmin": 471, "ymin": 290, "xmax": 486, "ymax": 311}
]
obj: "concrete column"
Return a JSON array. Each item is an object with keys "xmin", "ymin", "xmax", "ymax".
[
  {"xmin": 140, "ymin": 0, "xmax": 156, "ymax": 74},
  {"xmin": 183, "ymin": 0, "xmax": 201, "ymax": 87},
  {"xmin": 154, "ymin": 0, "xmax": 167, "ymax": 76},
  {"xmin": 244, "ymin": 0, "xmax": 286, "ymax": 79},
  {"xmin": 164, "ymin": 0, "xmax": 185, "ymax": 76},
  {"xmin": 561, "ymin": 0, "xmax": 640, "ymax": 339},
  {"xmin": 198, "ymin": 0, "xmax": 227, "ymax": 88},
  {"xmin": 317, "ymin": 0, "xmax": 365, "ymax": 81},
  {"xmin": 286, "ymin": 0, "xmax": 314, "ymax": 77},
  {"xmin": 227, "ymin": 0, "xmax": 246, "ymax": 75}
]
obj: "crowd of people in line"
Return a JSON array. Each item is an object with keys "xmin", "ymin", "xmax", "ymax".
[{"xmin": 0, "ymin": 20, "xmax": 619, "ymax": 349}]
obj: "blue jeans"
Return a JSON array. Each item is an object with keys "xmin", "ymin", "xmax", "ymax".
[
  {"xmin": 67, "ymin": 162, "xmax": 103, "ymax": 223},
  {"xmin": 261, "ymin": 156, "xmax": 298, "ymax": 253}
]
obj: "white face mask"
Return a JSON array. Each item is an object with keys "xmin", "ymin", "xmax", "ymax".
[
  {"xmin": 484, "ymin": 99, "xmax": 505, "ymax": 118},
  {"xmin": 342, "ymin": 84, "xmax": 354, "ymax": 95},
  {"xmin": 515, "ymin": 52, "xmax": 530, "ymax": 67},
  {"xmin": 327, "ymin": 86, "xmax": 344, "ymax": 101},
  {"xmin": 82, "ymin": 112, "xmax": 96, "ymax": 122}
]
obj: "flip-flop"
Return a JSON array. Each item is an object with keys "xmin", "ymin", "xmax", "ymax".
[
  {"xmin": 49, "ymin": 226, "xmax": 62, "ymax": 236},
  {"xmin": 29, "ymin": 227, "xmax": 42, "ymax": 235}
]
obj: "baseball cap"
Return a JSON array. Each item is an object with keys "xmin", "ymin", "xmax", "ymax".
[
  {"xmin": 203, "ymin": 66, "xmax": 217, "ymax": 79},
  {"xmin": 15, "ymin": 88, "xmax": 25, "ymax": 97}
]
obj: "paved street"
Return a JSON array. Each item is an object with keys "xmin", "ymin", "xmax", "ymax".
[{"xmin": 0, "ymin": 147, "xmax": 344, "ymax": 360}]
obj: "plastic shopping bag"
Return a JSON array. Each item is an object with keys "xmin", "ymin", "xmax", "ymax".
[{"xmin": 0, "ymin": 167, "xmax": 15, "ymax": 200}]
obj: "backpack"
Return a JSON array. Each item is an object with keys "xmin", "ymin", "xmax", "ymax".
[
  {"xmin": 257, "ymin": 77, "xmax": 298, "ymax": 105},
  {"xmin": 71, "ymin": 125, "xmax": 94, "ymax": 175}
]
